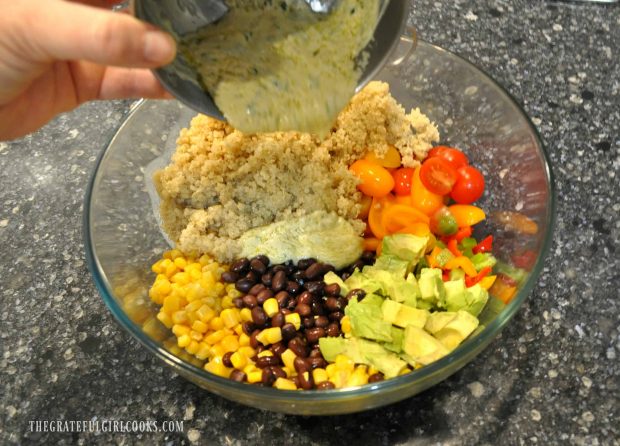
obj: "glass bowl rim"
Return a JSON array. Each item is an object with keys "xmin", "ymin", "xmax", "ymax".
[{"xmin": 84, "ymin": 39, "xmax": 556, "ymax": 405}]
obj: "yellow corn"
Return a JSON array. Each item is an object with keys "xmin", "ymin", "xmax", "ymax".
[
  {"xmin": 335, "ymin": 354, "xmax": 355, "ymax": 372},
  {"xmin": 192, "ymin": 320, "xmax": 209, "ymax": 334},
  {"xmin": 171, "ymin": 272, "xmax": 190, "ymax": 286},
  {"xmin": 230, "ymin": 352, "xmax": 247, "ymax": 369},
  {"xmin": 263, "ymin": 298, "xmax": 279, "ymax": 317},
  {"xmin": 312, "ymin": 368, "xmax": 328, "ymax": 384},
  {"xmin": 238, "ymin": 333, "xmax": 250, "ymax": 347},
  {"xmin": 282, "ymin": 366, "xmax": 295, "ymax": 378},
  {"xmin": 281, "ymin": 349, "xmax": 297, "ymax": 371},
  {"xmin": 168, "ymin": 249, "xmax": 183, "ymax": 260},
  {"xmin": 195, "ymin": 343, "xmax": 211, "ymax": 360},
  {"xmin": 240, "ymin": 308, "xmax": 253, "ymax": 323},
  {"xmin": 243, "ymin": 364, "xmax": 259, "ymax": 375},
  {"xmin": 186, "ymin": 340, "xmax": 200, "ymax": 355},
  {"xmin": 256, "ymin": 327, "xmax": 282, "ymax": 345},
  {"xmin": 196, "ymin": 305, "xmax": 216, "ymax": 323},
  {"xmin": 172, "ymin": 324, "xmax": 190, "ymax": 337},
  {"xmin": 156, "ymin": 311, "xmax": 173, "ymax": 328},
  {"xmin": 172, "ymin": 310, "xmax": 188, "ymax": 325},
  {"xmin": 233, "ymin": 324, "xmax": 244, "ymax": 336},
  {"xmin": 346, "ymin": 366, "xmax": 369, "ymax": 387},
  {"xmin": 340, "ymin": 315, "xmax": 351, "ymax": 334},
  {"xmin": 198, "ymin": 254, "xmax": 212, "ymax": 266},
  {"xmin": 220, "ymin": 309, "xmax": 240, "ymax": 328},
  {"xmin": 284, "ymin": 313, "xmax": 301, "ymax": 330},
  {"xmin": 247, "ymin": 371, "xmax": 263, "ymax": 383},
  {"xmin": 204, "ymin": 359, "xmax": 231, "ymax": 378},
  {"xmin": 325, "ymin": 363, "xmax": 337, "ymax": 378},
  {"xmin": 274, "ymin": 378, "xmax": 297, "ymax": 390},
  {"xmin": 257, "ymin": 350, "xmax": 274, "ymax": 358},
  {"xmin": 173, "ymin": 257, "xmax": 187, "ymax": 270},
  {"xmin": 205, "ymin": 330, "xmax": 227, "ymax": 345},
  {"xmin": 238, "ymin": 346, "xmax": 256, "ymax": 359},
  {"xmin": 209, "ymin": 343, "xmax": 227, "ymax": 358},
  {"xmin": 209, "ymin": 317, "xmax": 224, "ymax": 331},
  {"xmin": 177, "ymin": 334, "xmax": 191, "ymax": 348},
  {"xmin": 220, "ymin": 334, "xmax": 239, "ymax": 353},
  {"xmin": 163, "ymin": 294, "xmax": 184, "ymax": 314}
]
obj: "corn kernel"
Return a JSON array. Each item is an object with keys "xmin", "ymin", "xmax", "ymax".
[
  {"xmin": 177, "ymin": 334, "xmax": 191, "ymax": 348},
  {"xmin": 325, "ymin": 363, "xmax": 337, "ymax": 378},
  {"xmin": 186, "ymin": 340, "xmax": 200, "ymax": 355},
  {"xmin": 189, "ymin": 268, "xmax": 202, "ymax": 281},
  {"xmin": 240, "ymin": 308, "xmax": 253, "ymax": 323},
  {"xmin": 230, "ymin": 352, "xmax": 247, "ymax": 369},
  {"xmin": 204, "ymin": 360, "xmax": 231, "ymax": 378},
  {"xmin": 247, "ymin": 371, "xmax": 263, "ymax": 383},
  {"xmin": 163, "ymin": 295, "xmax": 183, "ymax": 313},
  {"xmin": 205, "ymin": 330, "xmax": 227, "ymax": 345},
  {"xmin": 274, "ymin": 378, "xmax": 297, "ymax": 390},
  {"xmin": 192, "ymin": 320, "xmax": 208, "ymax": 334},
  {"xmin": 335, "ymin": 354, "xmax": 355, "ymax": 372},
  {"xmin": 151, "ymin": 259, "xmax": 164, "ymax": 274},
  {"xmin": 238, "ymin": 333, "xmax": 250, "ymax": 347},
  {"xmin": 282, "ymin": 366, "xmax": 295, "ymax": 378},
  {"xmin": 284, "ymin": 313, "xmax": 301, "ymax": 330},
  {"xmin": 172, "ymin": 324, "xmax": 190, "ymax": 337},
  {"xmin": 312, "ymin": 368, "xmax": 328, "ymax": 384},
  {"xmin": 263, "ymin": 298, "xmax": 279, "ymax": 317},
  {"xmin": 156, "ymin": 311, "xmax": 173, "ymax": 328},
  {"xmin": 209, "ymin": 343, "xmax": 226, "ymax": 358},
  {"xmin": 172, "ymin": 310, "xmax": 188, "ymax": 325},
  {"xmin": 221, "ymin": 295, "xmax": 234, "ymax": 309},
  {"xmin": 243, "ymin": 364, "xmax": 259, "ymax": 375},
  {"xmin": 190, "ymin": 330, "xmax": 203, "ymax": 341},
  {"xmin": 256, "ymin": 327, "xmax": 282, "ymax": 345},
  {"xmin": 142, "ymin": 317, "xmax": 168, "ymax": 341},
  {"xmin": 209, "ymin": 317, "xmax": 224, "ymax": 331},
  {"xmin": 173, "ymin": 257, "xmax": 187, "ymax": 270},
  {"xmin": 198, "ymin": 254, "xmax": 211, "ymax": 266},
  {"xmin": 220, "ymin": 334, "xmax": 239, "ymax": 352},
  {"xmin": 220, "ymin": 309, "xmax": 240, "ymax": 328},
  {"xmin": 195, "ymin": 343, "xmax": 211, "ymax": 360},
  {"xmin": 197, "ymin": 305, "xmax": 216, "ymax": 323},
  {"xmin": 340, "ymin": 315, "xmax": 351, "ymax": 334},
  {"xmin": 233, "ymin": 324, "xmax": 244, "ymax": 336},
  {"xmin": 257, "ymin": 350, "xmax": 274, "ymax": 358},
  {"xmin": 238, "ymin": 346, "xmax": 256, "ymax": 359},
  {"xmin": 281, "ymin": 349, "xmax": 297, "ymax": 371}
]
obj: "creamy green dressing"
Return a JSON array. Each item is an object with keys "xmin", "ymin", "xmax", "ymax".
[{"xmin": 181, "ymin": 0, "xmax": 380, "ymax": 135}]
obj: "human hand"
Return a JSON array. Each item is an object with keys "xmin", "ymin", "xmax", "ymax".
[{"xmin": 0, "ymin": 0, "xmax": 177, "ymax": 140}]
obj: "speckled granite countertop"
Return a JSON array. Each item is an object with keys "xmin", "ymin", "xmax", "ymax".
[{"xmin": 1, "ymin": 0, "xmax": 618, "ymax": 444}]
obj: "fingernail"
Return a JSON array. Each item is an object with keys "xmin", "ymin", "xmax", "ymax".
[{"xmin": 144, "ymin": 31, "xmax": 176, "ymax": 63}]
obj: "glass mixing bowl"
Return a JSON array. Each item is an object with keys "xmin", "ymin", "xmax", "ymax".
[{"xmin": 84, "ymin": 38, "xmax": 555, "ymax": 415}]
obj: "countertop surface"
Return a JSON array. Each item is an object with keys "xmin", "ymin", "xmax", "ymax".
[{"xmin": 1, "ymin": 0, "xmax": 618, "ymax": 444}]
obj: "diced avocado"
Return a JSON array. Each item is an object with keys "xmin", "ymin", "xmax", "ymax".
[
  {"xmin": 403, "ymin": 273, "xmax": 420, "ymax": 307},
  {"xmin": 318, "ymin": 337, "xmax": 349, "ymax": 362},
  {"xmin": 381, "ymin": 299, "xmax": 402, "ymax": 324},
  {"xmin": 443, "ymin": 279, "xmax": 468, "ymax": 311},
  {"xmin": 477, "ymin": 295, "xmax": 505, "ymax": 326},
  {"xmin": 383, "ymin": 326, "xmax": 405, "ymax": 353},
  {"xmin": 344, "ymin": 270, "xmax": 383, "ymax": 295},
  {"xmin": 345, "ymin": 297, "xmax": 392, "ymax": 342},
  {"xmin": 356, "ymin": 338, "xmax": 407, "ymax": 378},
  {"xmin": 369, "ymin": 254, "xmax": 409, "ymax": 277},
  {"xmin": 462, "ymin": 284, "xmax": 489, "ymax": 317},
  {"xmin": 434, "ymin": 310, "xmax": 479, "ymax": 351},
  {"xmin": 399, "ymin": 352, "xmax": 419, "ymax": 368},
  {"xmin": 424, "ymin": 311, "xmax": 457, "ymax": 334},
  {"xmin": 418, "ymin": 268, "xmax": 446, "ymax": 309},
  {"xmin": 381, "ymin": 234, "xmax": 428, "ymax": 266},
  {"xmin": 449, "ymin": 268, "xmax": 466, "ymax": 281},
  {"xmin": 394, "ymin": 306, "xmax": 430, "ymax": 329},
  {"xmin": 471, "ymin": 253, "xmax": 497, "ymax": 271},
  {"xmin": 323, "ymin": 271, "xmax": 348, "ymax": 297},
  {"xmin": 402, "ymin": 325, "xmax": 448, "ymax": 365}
]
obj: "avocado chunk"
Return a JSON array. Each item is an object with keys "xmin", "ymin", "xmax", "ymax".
[
  {"xmin": 356, "ymin": 338, "xmax": 408, "ymax": 378},
  {"xmin": 344, "ymin": 270, "xmax": 383, "ymax": 295},
  {"xmin": 462, "ymin": 284, "xmax": 489, "ymax": 317},
  {"xmin": 418, "ymin": 268, "xmax": 446, "ymax": 309},
  {"xmin": 345, "ymin": 297, "xmax": 392, "ymax": 342},
  {"xmin": 381, "ymin": 299, "xmax": 402, "ymax": 324},
  {"xmin": 369, "ymin": 254, "xmax": 409, "ymax": 277},
  {"xmin": 381, "ymin": 234, "xmax": 428, "ymax": 268},
  {"xmin": 443, "ymin": 279, "xmax": 468, "ymax": 311},
  {"xmin": 424, "ymin": 311, "xmax": 457, "ymax": 334},
  {"xmin": 383, "ymin": 326, "xmax": 405, "ymax": 353},
  {"xmin": 394, "ymin": 305, "xmax": 430, "ymax": 329},
  {"xmin": 402, "ymin": 325, "xmax": 449, "ymax": 365},
  {"xmin": 318, "ymin": 337, "xmax": 349, "ymax": 362},
  {"xmin": 434, "ymin": 310, "xmax": 480, "ymax": 351}
]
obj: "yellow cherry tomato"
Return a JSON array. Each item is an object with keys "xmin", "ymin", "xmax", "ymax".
[
  {"xmin": 368, "ymin": 194, "xmax": 395, "ymax": 239},
  {"xmin": 395, "ymin": 221, "xmax": 431, "ymax": 237},
  {"xmin": 381, "ymin": 204, "xmax": 430, "ymax": 234},
  {"xmin": 410, "ymin": 165, "xmax": 444, "ymax": 216},
  {"xmin": 448, "ymin": 204, "xmax": 486, "ymax": 227},
  {"xmin": 349, "ymin": 159, "xmax": 395, "ymax": 197},
  {"xmin": 364, "ymin": 145, "xmax": 402, "ymax": 168}
]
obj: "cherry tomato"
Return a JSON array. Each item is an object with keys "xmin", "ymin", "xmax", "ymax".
[
  {"xmin": 419, "ymin": 157, "xmax": 458, "ymax": 196},
  {"xmin": 450, "ymin": 166, "xmax": 485, "ymax": 204},
  {"xmin": 381, "ymin": 204, "xmax": 430, "ymax": 234},
  {"xmin": 428, "ymin": 146, "xmax": 469, "ymax": 170},
  {"xmin": 410, "ymin": 166, "xmax": 444, "ymax": 216},
  {"xmin": 349, "ymin": 159, "xmax": 395, "ymax": 197},
  {"xmin": 368, "ymin": 194, "xmax": 395, "ymax": 239},
  {"xmin": 430, "ymin": 207, "xmax": 458, "ymax": 236},
  {"xmin": 364, "ymin": 145, "xmax": 402, "ymax": 168},
  {"xmin": 391, "ymin": 167, "xmax": 415, "ymax": 196}
]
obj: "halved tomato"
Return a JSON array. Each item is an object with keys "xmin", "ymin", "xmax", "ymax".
[
  {"xmin": 368, "ymin": 194, "xmax": 396, "ymax": 239},
  {"xmin": 428, "ymin": 146, "xmax": 469, "ymax": 170},
  {"xmin": 381, "ymin": 204, "xmax": 430, "ymax": 234},
  {"xmin": 410, "ymin": 166, "xmax": 444, "ymax": 216},
  {"xmin": 419, "ymin": 157, "xmax": 458, "ymax": 195}
]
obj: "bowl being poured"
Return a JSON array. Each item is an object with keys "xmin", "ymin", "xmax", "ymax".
[{"xmin": 135, "ymin": 0, "xmax": 410, "ymax": 134}]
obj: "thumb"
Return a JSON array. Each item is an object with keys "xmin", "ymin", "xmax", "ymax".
[{"xmin": 14, "ymin": 0, "xmax": 177, "ymax": 68}]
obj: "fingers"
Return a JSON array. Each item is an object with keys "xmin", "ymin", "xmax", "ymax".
[
  {"xmin": 97, "ymin": 67, "xmax": 173, "ymax": 100},
  {"xmin": 15, "ymin": 0, "xmax": 176, "ymax": 68}
]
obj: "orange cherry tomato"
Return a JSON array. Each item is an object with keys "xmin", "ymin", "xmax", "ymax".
[
  {"xmin": 428, "ymin": 146, "xmax": 469, "ymax": 170},
  {"xmin": 364, "ymin": 145, "xmax": 402, "ymax": 168},
  {"xmin": 349, "ymin": 159, "xmax": 395, "ymax": 198},
  {"xmin": 448, "ymin": 204, "xmax": 486, "ymax": 227},
  {"xmin": 450, "ymin": 165, "xmax": 485, "ymax": 204},
  {"xmin": 419, "ymin": 157, "xmax": 458, "ymax": 195},
  {"xmin": 410, "ymin": 166, "xmax": 444, "ymax": 216},
  {"xmin": 368, "ymin": 194, "xmax": 395, "ymax": 239},
  {"xmin": 381, "ymin": 204, "xmax": 431, "ymax": 234},
  {"xmin": 363, "ymin": 237, "xmax": 381, "ymax": 252},
  {"xmin": 394, "ymin": 194, "xmax": 412, "ymax": 206},
  {"xmin": 357, "ymin": 194, "xmax": 373, "ymax": 220},
  {"xmin": 391, "ymin": 167, "xmax": 415, "ymax": 196},
  {"xmin": 395, "ymin": 221, "xmax": 431, "ymax": 237}
]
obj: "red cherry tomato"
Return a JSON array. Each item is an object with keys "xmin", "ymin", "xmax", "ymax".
[
  {"xmin": 419, "ymin": 157, "xmax": 458, "ymax": 196},
  {"xmin": 428, "ymin": 146, "xmax": 469, "ymax": 170},
  {"xmin": 450, "ymin": 166, "xmax": 485, "ymax": 204},
  {"xmin": 391, "ymin": 167, "xmax": 415, "ymax": 196}
]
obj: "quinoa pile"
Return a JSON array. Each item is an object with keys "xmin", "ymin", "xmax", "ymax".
[{"xmin": 154, "ymin": 81, "xmax": 440, "ymax": 262}]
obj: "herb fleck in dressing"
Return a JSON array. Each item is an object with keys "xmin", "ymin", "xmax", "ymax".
[{"xmin": 181, "ymin": 0, "xmax": 380, "ymax": 135}]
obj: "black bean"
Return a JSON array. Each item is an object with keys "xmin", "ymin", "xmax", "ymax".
[
  {"xmin": 271, "ymin": 264, "xmax": 288, "ymax": 273},
  {"xmin": 251, "ymin": 307, "xmax": 268, "ymax": 326},
  {"xmin": 229, "ymin": 370, "xmax": 247, "ymax": 382},
  {"xmin": 256, "ymin": 288, "xmax": 274, "ymax": 305},
  {"xmin": 302, "ymin": 316, "xmax": 314, "ymax": 329},
  {"xmin": 341, "ymin": 272, "xmax": 351, "ymax": 280},
  {"xmin": 304, "ymin": 281, "xmax": 324, "ymax": 295},
  {"xmin": 292, "ymin": 270, "xmax": 305, "ymax": 283},
  {"xmin": 294, "ymin": 356, "xmax": 309, "ymax": 374},
  {"xmin": 261, "ymin": 367, "xmax": 276, "ymax": 386},
  {"xmin": 326, "ymin": 322, "xmax": 340, "ymax": 337},
  {"xmin": 307, "ymin": 357, "xmax": 327, "ymax": 369},
  {"xmin": 323, "ymin": 264, "xmax": 336, "ymax": 274},
  {"xmin": 286, "ymin": 299, "xmax": 297, "ymax": 311},
  {"xmin": 250, "ymin": 329, "xmax": 261, "ymax": 348},
  {"xmin": 311, "ymin": 301, "xmax": 325, "ymax": 316},
  {"xmin": 297, "ymin": 258, "xmax": 317, "ymax": 270},
  {"xmin": 349, "ymin": 260, "xmax": 365, "ymax": 273},
  {"xmin": 314, "ymin": 315, "xmax": 329, "ymax": 328},
  {"xmin": 295, "ymin": 303, "xmax": 311, "ymax": 317},
  {"xmin": 284, "ymin": 260, "xmax": 295, "ymax": 275},
  {"xmin": 271, "ymin": 270, "xmax": 287, "ymax": 292},
  {"xmin": 270, "ymin": 342, "xmax": 286, "ymax": 357},
  {"xmin": 233, "ymin": 297, "xmax": 244, "ymax": 308},
  {"xmin": 297, "ymin": 291, "xmax": 314, "ymax": 306},
  {"xmin": 281, "ymin": 308, "xmax": 292, "ymax": 315},
  {"xmin": 287, "ymin": 281, "xmax": 302, "ymax": 295},
  {"xmin": 297, "ymin": 370, "xmax": 313, "ymax": 390},
  {"xmin": 242, "ymin": 321, "xmax": 255, "ymax": 336},
  {"xmin": 304, "ymin": 262, "xmax": 325, "ymax": 280},
  {"xmin": 368, "ymin": 373, "xmax": 384, "ymax": 383},
  {"xmin": 271, "ymin": 312, "xmax": 285, "ymax": 328},
  {"xmin": 242, "ymin": 294, "xmax": 258, "ymax": 308},
  {"xmin": 305, "ymin": 327, "xmax": 325, "ymax": 344},
  {"xmin": 256, "ymin": 355, "xmax": 280, "ymax": 368},
  {"xmin": 281, "ymin": 323, "xmax": 297, "ymax": 341},
  {"xmin": 316, "ymin": 381, "xmax": 335, "ymax": 390},
  {"xmin": 221, "ymin": 271, "xmax": 239, "ymax": 283},
  {"xmin": 230, "ymin": 258, "xmax": 250, "ymax": 274},
  {"xmin": 325, "ymin": 297, "xmax": 340, "ymax": 312},
  {"xmin": 250, "ymin": 258, "xmax": 267, "ymax": 275},
  {"xmin": 270, "ymin": 365, "xmax": 287, "ymax": 380},
  {"xmin": 252, "ymin": 255, "xmax": 270, "ymax": 267},
  {"xmin": 324, "ymin": 283, "xmax": 341, "ymax": 297},
  {"xmin": 222, "ymin": 352, "xmax": 234, "ymax": 368},
  {"xmin": 261, "ymin": 272, "xmax": 273, "ymax": 287},
  {"xmin": 249, "ymin": 283, "xmax": 266, "ymax": 296},
  {"xmin": 328, "ymin": 311, "xmax": 344, "ymax": 322},
  {"xmin": 288, "ymin": 338, "xmax": 308, "ymax": 357},
  {"xmin": 361, "ymin": 250, "xmax": 376, "ymax": 263},
  {"xmin": 308, "ymin": 346, "xmax": 323, "ymax": 358},
  {"xmin": 346, "ymin": 288, "xmax": 366, "ymax": 301},
  {"xmin": 235, "ymin": 278, "xmax": 254, "ymax": 294},
  {"xmin": 275, "ymin": 291, "xmax": 290, "ymax": 308},
  {"xmin": 244, "ymin": 271, "xmax": 258, "ymax": 282}
]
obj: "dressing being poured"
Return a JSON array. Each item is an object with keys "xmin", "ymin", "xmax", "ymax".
[{"xmin": 180, "ymin": 0, "xmax": 381, "ymax": 135}]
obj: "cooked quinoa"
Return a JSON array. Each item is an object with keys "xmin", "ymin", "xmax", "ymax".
[{"xmin": 154, "ymin": 81, "xmax": 440, "ymax": 262}]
